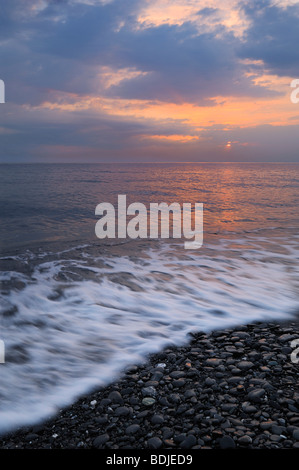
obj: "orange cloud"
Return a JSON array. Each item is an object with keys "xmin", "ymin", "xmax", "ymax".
[
  {"xmin": 36, "ymin": 71, "xmax": 299, "ymax": 140},
  {"xmin": 137, "ymin": 0, "xmax": 250, "ymax": 37},
  {"xmin": 139, "ymin": 134, "xmax": 200, "ymax": 143}
]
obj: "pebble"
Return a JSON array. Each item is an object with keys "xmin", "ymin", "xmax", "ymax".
[
  {"xmin": 237, "ymin": 361, "xmax": 254, "ymax": 371},
  {"xmin": 180, "ymin": 434, "xmax": 197, "ymax": 449},
  {"xmin": 147, "ymin": 437, "xmax": 162, "ymax": 449},
  {"xmin": 108, "ymin": 391, "xmax": 123, "ymax": 405},
  {"xmin": 247, "ymin": 388, "xmax": 266, "ymax": 403},
  {"xmin": 151, "ymin": 414, "xmax": 164, "ymax": 425},
  {"xmin": 142, "ymin": 397, "xmax": 156, "ymax": 407},
  {"xmin": 219, "ymin": 435, "xmax": 236, "ymax": 449},
  {"xmin": 125, "ymin": 424, "xmax": 140, "ymax": 435},
  {"xmin": 238, "ymin": 435, "xmax": 252, "ymax": 445},
  {"xmin": 142, "ymin": 386, "xmax": 156, "ymax": 397},
  {"xmin": 93, "ymin": 434, "xmax": 110, "ymax": 448},
  {"xmin": 115, "ymin": 406, "xmax": 130, "ymax": 416},
  {"xmin": 1, "ymin": 321, "xmax": 298, "ymax": 450}
]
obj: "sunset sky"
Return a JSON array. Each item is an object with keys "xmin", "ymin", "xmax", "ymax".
[{"xmin": 1, "ymin": 0, "xmax": 299, "ymax": 162}]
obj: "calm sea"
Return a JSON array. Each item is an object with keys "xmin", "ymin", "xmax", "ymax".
[{"xmin": 0, "ymin": 162, "xmax": 298, "ymax": 432}]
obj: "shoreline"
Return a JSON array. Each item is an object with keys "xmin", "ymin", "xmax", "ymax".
[{"xmin": 0, "ymin": 319, "xmax": 298, "ymax": 449}]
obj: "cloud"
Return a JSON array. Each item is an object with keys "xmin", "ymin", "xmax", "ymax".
[
  {"xmin": 1, "ymin": 0, "xmax": 279, "ymax": 108},
  {"xmin": 0, "ymin": 0, "xmax": 298, "ymax": 162},
  {"xmin": 238, "ymin": 0, "xmax": 299, "ymax": 76}
]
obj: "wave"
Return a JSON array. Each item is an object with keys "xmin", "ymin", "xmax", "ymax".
[{"xmin": 0, "ymin": 233, "xmax": 298, "ymax": 433}]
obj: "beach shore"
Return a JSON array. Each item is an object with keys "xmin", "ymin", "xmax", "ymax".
[{"xmin": 0, "ymin": 319, "xmax": 298, "ymax": 450}]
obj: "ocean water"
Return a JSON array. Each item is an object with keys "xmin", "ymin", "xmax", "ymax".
[{"xmin": 0, "ymin": 162, "xmax": 298, "ymax": 433}]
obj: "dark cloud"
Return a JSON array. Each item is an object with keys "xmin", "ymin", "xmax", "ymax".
[
  {"xmin": 0, "ymin": 0, "xmax": 280, "ymax": 108},
  {"xmin": 0, "ymin": 0, "xmax": 298, "ymax": 162},
  {"xmin": 105, "ymin": 24, "xmax": 277, "ymax": 102},
  {"xmin": 238, "ymin": 0, "xmax": 299, "ymax": 76},
  {"xmin": 197, "ymin": 7, "xmax": 219, "ymax": 17}
]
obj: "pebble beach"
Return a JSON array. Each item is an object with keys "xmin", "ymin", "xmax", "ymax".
[{"xmin": 0, "ymin": 320, "xmax": 298, "ymax": 450}]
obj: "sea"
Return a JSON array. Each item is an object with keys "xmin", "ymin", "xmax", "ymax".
[{"xmin": 0, "ymin": 162, "xmax": 298, "ymax": 433}]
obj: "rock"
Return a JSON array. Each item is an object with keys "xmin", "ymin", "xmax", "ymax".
[
  {"xmin": 115, "ymin": 406, "xmax": 130, "ymax": 416},
  {"xmin": 242, "ymin": 402, "xmax": 257, "ymax": 413},
  {"xmin": 180, "ymin": 434, "xmax": 197, "ymax": 449},
  {"xmin": 108, "ymin": 391, "xmax": 123, "ymax": 405},
  {"xmin": 24, "ymin": 433, "xmax": 39, "ymax": 442},
  {"xmin": 1, "ymin": 320, "xmax": 299, "ymax": 451},
  {"xmin": 184, "ymin": 389, "xmax": 196, "ymax": 399},
  {"xmin": 147, "ymin": 437, "xmax": 162, "ymax": 449},
  {"xmin": 169, "ymin": 371, "xmax": 185, "ymax": 378},
  {"xmin": 169, "ymin": 393, "xmax": 181, "ymax": 403},
  {"xmin": 271, "ymin": 425, "xmax": 286, "ymax": 436},
  {"xmin": 125, "ymin": 424, "xmax": 140, "ymax": 435},
  {"xmin": 173, "ymin": 379, "xmax": 186, "ymax": 388},
  {"xmin": 237, "ymin": 361, "xmax": 254, "ymax": 370},
  {"xmin": 142, "ymin": 386, "xmax": 156, "ymax": 397},
  {"xmin": 238, "ymin": 435, "xmax": 252, "ymax": 445},
  {"xmin": 278, "ymin": 334, "xmax": 295, "ymax": 343},
  {"xmin": 247, "ymin": 388, "xmax": 266, "ymax": 403},
  {"xmin": 205, "ymin": 358, "xmax": 222, "ymax": 367},
  {"xmin": 142, "ymin": 397, "xmax": 156, "ymax": 407},
  {"xmin": 151, "ymin": 414, "xmax": 164, "ymax": 425},
  {"xmin": 145, "ymin": 381, "xmax": 159, "ymax": 388},
  {"xmin": 234, "ymin": 332, "xmax": 250, "ymax": 339},
  {"xmin": 151, "ymin": 372, "xmax": 163, "ymax": 381},
  {"xmin": 205, "ymin": 378, "xmax": 216, "ymax": 386},
  {"xmin": 93, "ymin": 434, "xmax": 109, "ymax": 448},
  {"xmin": 219, "ymin": 436, "xmax": 236, "ymax": 449},
  {"xmin": 260, "ymin": 420, "xmax": 274, "ymax": 430}
]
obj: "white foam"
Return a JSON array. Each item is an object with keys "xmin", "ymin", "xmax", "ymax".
[{"xmin": 0, "ymin": 234, "xmax": 298, "ymax": 433}]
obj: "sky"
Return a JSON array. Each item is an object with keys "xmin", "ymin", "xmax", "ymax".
[{"xmin": 0, "ymin": 0, "xmax": 299, "ymax": 163}]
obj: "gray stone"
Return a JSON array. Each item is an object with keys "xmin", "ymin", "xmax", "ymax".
[
  {"xmin": 238, "ymin": 435, "xmax": 252, "ymax": 445},
  {"xmin": 125, "ymin": 424, "xmax": 140, "ymax": 435},
  {"xmin": 115, "ymin": 406, "xmax": 130, "ymax": 416},
  {"xmin": 147, "ymin": 437, "xmax": 162, "ymax": 449},
  {"xmin": 219, "ymin": 436, "xmax": 236, "ymax": 449},
  {"xmin": 242, "ymin": 402, "xmax": 257, "ymax": 413},
  {"xmin": 184, "ymin": 389, "xmax": 196, "ymax": 399},
  {"xmin": 278, "ymin": 334, "xmax": 295, "ymax": 343},
  {"xmin": 205, "ymin": 358, "xmax": 222, "ymax": 367},
  {"xmin": 142, "ymin": 397, "xmax": 156, "ymax": 406},
  {"xmin": 205, "ymin": 378, "xmax": 216, "ymax": 386},
  {"xmin": 93, "ymin": 434, "xmax": 109, "ymax": 448},
  {"xmin": 180, "ymin": 434, "xmax": 197, "ymax": 449},
  {"xmin": 260, "ymin": 420, "xmax": 274, "ymax": 430},
  {"xmin": 151, "ymin": 414, "xmax": 164, "ymax": 425},
  {"xmin": 108, "ymin": 391, "xmax": 123, "ymax": 405},
  {"xmin": 237, "ymin": 361, "xmax": 254, "ymax": 370},
  {"xmin": 247, "ymin": 388, "xmax": 266, "ymax": 403},
  {"xmin": 142, "ymin": 386, "xmax": 157, "ymax": 397},
  {"xmin": 271, "ymin": 425, "xmax": 286, "ymax": 436},
  {"xmin": 173, "ymin": 379, "xmax": 186, "ymax": 388},
  {"xmin": 169, "ymin": 371, "xmax": 185, "ymax": 378}
]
